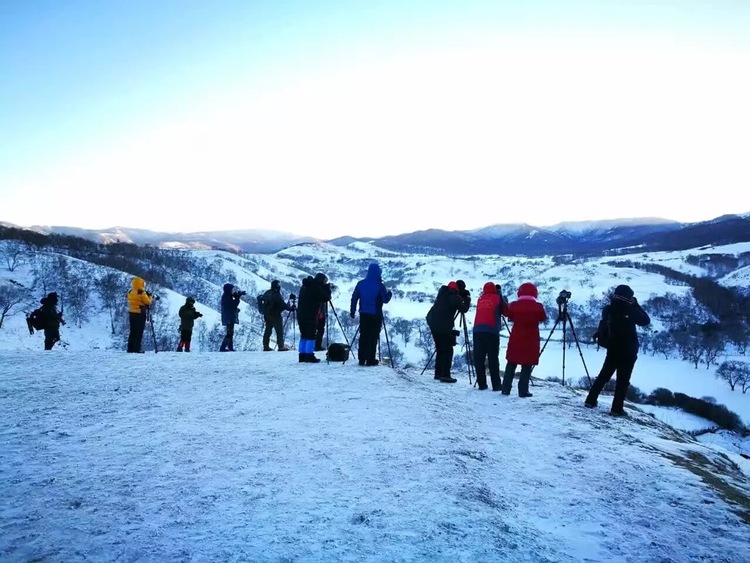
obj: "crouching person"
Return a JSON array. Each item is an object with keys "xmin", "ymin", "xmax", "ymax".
[{"xmin": 177, "ymin": 297, "xmax": 202, "ymax": 352}]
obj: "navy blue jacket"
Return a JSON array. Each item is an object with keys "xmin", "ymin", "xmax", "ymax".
[{"xmin": 221, "ymin": 283, "xmax": 241, "ymax": 326}]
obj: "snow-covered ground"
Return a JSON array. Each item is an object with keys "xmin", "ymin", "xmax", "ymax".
[{"xmin": 1, "ymin": 350, "xmax": 748, "ymax": 562}]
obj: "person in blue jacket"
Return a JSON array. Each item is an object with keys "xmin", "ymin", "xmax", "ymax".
[{"xmin": 350, "ymin": 262, "xmax": 393, "ymax": 366}]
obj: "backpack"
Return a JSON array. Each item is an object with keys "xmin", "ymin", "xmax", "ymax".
[
  {"xmin": 26, "ymin": 307, "xmax": 47, "ymax": 334},
  {"xmin": 326, "ymin": 343, "xmax": 350, "ymax": 362},
  {"xmin": 256, "ymin": 290, "xmax": 272, "ymax": 315},
  {"xmin": 593, "ymin": 310, "xmax": 612, "ymax": 350}
]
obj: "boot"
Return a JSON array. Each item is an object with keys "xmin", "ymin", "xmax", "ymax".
[
  {"xmin": 177, "ymin": 341, "xmax": 184, "ymax": 352},
  {"xmin": 185, "ymin": 342, "xmax": 191, "ymax": 353},
  {"xmin": 307, "ymin": 353, "xmax": 321, "ymax": 363},
  {"xmin": 439, "ymin": 375, "xmax": 457, "ymax": 383},
  {"xmin": 299, "ymin": 353, "xmax": 307, "ymax": 363},
  {"xmin": 220, "ymin": 338, "xmax": 228, "ymax": 352},
  {"xmin": 227, "ymin": 338, "xmax": 235, "ymax": 352},
  {"xmin": 278, "ymin": 345, "xmax": 290, "ymax": 351},
  {"xmin": 263, "ymin": 346, "xmax": 273, "ymax": 351}
]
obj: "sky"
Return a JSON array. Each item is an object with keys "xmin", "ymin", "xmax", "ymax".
[
  {"xmin": 1, "ymin": 349, "xmax": 749, "ymax": 560},
  {"xmin": 1, "ymin": 1, "xmax": 750, "ymax": 239}
]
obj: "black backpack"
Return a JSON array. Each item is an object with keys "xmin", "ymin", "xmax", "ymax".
[
  {"xmin": 256, "ymin": 291, "xmax": 271, "ymax": 315},
  {"xmin": 593, "ymin": 311, "xmax": 612, "ymax": 350},
  {"xmin": 326, "ymin": 343, "xmax": 350, "ymax": 362},
  {"xmin": 26, "ymin": 307, "xmax": 47, "ymax": 334}
]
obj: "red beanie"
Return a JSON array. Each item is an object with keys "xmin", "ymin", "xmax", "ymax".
[{"xmin": 448, "ymin": 281, "xmax": 458, "ymax": 290}]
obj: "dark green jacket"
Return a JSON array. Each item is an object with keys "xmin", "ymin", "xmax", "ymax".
[{"xmin": 179, "ymin": 304, "xmax": 201, "ymax": 330}]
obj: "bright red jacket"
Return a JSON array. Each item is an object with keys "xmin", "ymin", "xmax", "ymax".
[
  {"xmin": 505, "ymin": 282, "xmax": 547, "ymax": 365},
  {"xmin": 473, "ymin": 282, "xmax": 509, "ymax": 335}
]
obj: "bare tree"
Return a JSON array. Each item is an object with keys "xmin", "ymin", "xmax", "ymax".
[
  {"xmin": 96, "ymin": 272, "xmax": 126, "ymax": 334},
  {"xmin": 716, "ymin": 361, "xmax": 750, "ymax": 392},
  {"xmin": 391, "ymin": 317, "xmax": 415, "ymax": 346},
  {"xmin": 0, "ymin": 240, "xmax": 29, "ymax": 272},
  {"xmin": 415, "ymin": 323, "xmax": 436, "ymax": 367},
  {"xmin": 673, "ymin": 327, "xmax": 704, "ymax": 369},
  {"xmin": 0, "ymin": 281, "xmax": 30, "ymax": 330}
]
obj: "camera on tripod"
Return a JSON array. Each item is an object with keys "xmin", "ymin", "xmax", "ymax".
[
  {"xmin": 556, "ymin": 289, "xmax": 572, "ymax": 306},
  {"xmin": 289, "ymin": 293, "xmax": 297, "ymax": 302},
  {"xmin": 233, "ymin": 290, "xmax": 247, "ymax": 298}
]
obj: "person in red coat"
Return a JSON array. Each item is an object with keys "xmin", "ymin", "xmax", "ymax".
[
  {"xmin": 502, "ymin": 282, "xmax": 547, "ymax": 397},
  {"xmin": 472, "ymin": 282, "xmax": 509, "ymax": 390}
]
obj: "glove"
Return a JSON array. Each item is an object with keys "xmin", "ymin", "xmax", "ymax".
[
  {"xmin": 196, "ymin": 312, "xmax": 203, "ymax": 318},
  {"xmin": 350, "ymin": 312, "xmax": 355, "ymax": 319},
  {"xmin": 386, "ymin": 290, "xmax": 393, "ymax": 299}
]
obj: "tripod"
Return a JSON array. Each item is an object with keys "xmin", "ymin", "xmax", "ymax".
[
  {"xmin": 278, "ymin": 296, "xmax": 297, "ymax": 350},
  {"xmin": 147, "ymin": 307, "xmax": 159, "ymax": 353},
  {"xmin": 536, "ymin": 296, "xmax": 591, "ymax": 387}
]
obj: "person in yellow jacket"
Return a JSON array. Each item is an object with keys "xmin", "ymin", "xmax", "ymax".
[{"xmin": 127, "ymin": 277, "xmax": 153, "ymax": 353}]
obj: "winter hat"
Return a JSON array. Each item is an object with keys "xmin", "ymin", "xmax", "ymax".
[
  {"xmin": 614, "ymin": 285, "xmax": 634, "ymax": 299},
  {"xmin": 482, "ymin": 281, "xmax": 497, "ymax": 294},
  {"xmin": 447, "ymin": 281, "xmax": 459, "ymax": 291},
  {"xmin": 517, "ymin": 282, "xmax": 538, "ymax": 298},
  {"xmin": 223, "ymin": 283, "xmax": 234, "ymax": 293},
  {"xmin": 314, "ymin": 272, "xmax": 328, "ymax": 284},
  {"xmin": 271, "ymin": 280, "xmax": 281, "ymax": 290},
  {"xmin": 186, "ymin": 296, "xmax": 196, "ymax": 304},
  {"xmin": 47, "ymin": 292, "xmax": 59, "ymax": 303}
]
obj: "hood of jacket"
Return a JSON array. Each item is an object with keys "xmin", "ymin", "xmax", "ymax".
[
  {"xmin": 223, "ymin": 283, "xmax": 234, "ymax": 294},
  {"xmin": 365, "ymin": 262, "xmax": 382, "ymax": 281},
  {"xmin": 517, "ymin": 282, "xmax": 538, "ymax": 298},
  {"xmin": 132, "ymin": 277, "xmax": 145, "ymax": 291},
  {"xmin": 482, "ymin": 282, "xmax": 497, "ymax": 294}
]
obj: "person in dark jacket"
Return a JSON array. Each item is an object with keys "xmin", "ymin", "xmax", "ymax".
[
  {"xmin": 296, "ymin": 273, "xmax": 332, "ymax": 362},
  {"xmin": 426, "ymin": 281, "xmax": 471, "ymax": 383},
  {"xmin": 585, "ymin": 284, "xmax": 651, "ymax": 416},
  {"xmin": 177, "ymin": 296, "xmax": 202, "ymax": 352},
  {"xmin": 502, "ymin": 282, "xmax": 547, "ymax": 397},
  {"xmin": 350, "ymin": 262, "xmax": 393, "ymax": 366},
  {"xmin": 472, "ymin": 282, "xmax": 509, "ymax": 390},
  {"xmin": 126, "ymin": 277, "xmax": 153, "ymax": 353},
  {"xmin": 40, "ymin": 292, "xmax": 65, "ymax": 351},
  {"xmin": 262, "ymin": 280, "xmax": 295, "ymax": 351},
  {"xmin": 220, "ymin": 283, "xmax": 242, "ymax": 352}
]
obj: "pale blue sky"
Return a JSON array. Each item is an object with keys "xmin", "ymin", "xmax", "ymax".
[{"xmin": 1, "ymin": 1, "xmax": 749, "ymax": 238}]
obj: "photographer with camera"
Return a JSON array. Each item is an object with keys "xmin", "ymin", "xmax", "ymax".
[
  {"xmin": 296, "ymin": 272, "xmax": 332, "ymax": 363},
  {"xmin": 38, "ymin": 291, "xmax": 65, "ymax": 351},
  {"xmin": 350, "ymin": 262, "xmax": 393, "ymax": 366},
  {"xmin": 426, "ymin": 280, "xmax": 471, "ymax": 383},
  {"xmin": 126, "ymin": 276, "xmax": 153, "ymax": 353},
  {"xmin": 177, "ymin": 296, "xmax": 203, "ymax": 352},
  {"xmin": 262, "ymin": 280, "xmax": 295, "ymax": 352},
  {"xmin": 220, "ymin": 283, "xmax": 244, "ymax": 352},
  {"xmin": 472, "ymin": 282, "xmax": 509, "ymax": 390},
  {"xmin": 585, "ymin": 284, "xmax": 650, "ymax": 416},
  {"xmin": 502, "ymin": 282, "xmax": 547, "ymax": 397}
]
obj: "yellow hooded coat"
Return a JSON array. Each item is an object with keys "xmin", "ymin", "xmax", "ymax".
[{"xmin": 127, "ymin": 277, "xmax": 153, "ymax": 314}]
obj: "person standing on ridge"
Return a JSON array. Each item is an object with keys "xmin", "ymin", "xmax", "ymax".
[{"xmin": 350, "ymin": 262, "xmax": 393, "ymax": 366}]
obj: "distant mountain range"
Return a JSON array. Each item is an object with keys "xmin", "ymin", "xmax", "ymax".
[{"xmin": 3, "ymin": 212, "xmax": 750, "ymax": 255}]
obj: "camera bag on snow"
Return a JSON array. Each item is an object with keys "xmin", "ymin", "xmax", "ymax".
[{"xmin": 326, "ymin": 343, "xmax": 350, "ymax": 362}]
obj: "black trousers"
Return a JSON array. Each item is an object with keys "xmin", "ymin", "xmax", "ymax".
[
  {"xmin": 179, "ymin": 328, "xmax": 193, "ymax": 343},
  {"xmin": 44, "ymin": 327, "xmax": 60, "ymax": 351},
  {"xmin": 503, "ymin": 362, "xmax": 533, "ymax": 395},
  {"xmin": 586, "ymin": 353, "xmax": 637, "ymax": 412},
  {"xmin": 127, "ymin": 313, "xmax": 146, "ymax": 353},
  {"xmin": 431, "ymin": 329, "xmax": 455, "ymax": 379},
  {"xmin": 263, "ymin": 314, "xmax": 284, "ymax": 348},
  {"xmin": 358, "ymin": 313, "xmax": 382, "ymax": 363},
  {"xmin": 298, "ymin": 318, "xmax": 317, "ymax": 341},
  {"xmin": 220, "ymin": 323, "xmax": 235, "ymax": 351},
  {"xmin": 473, "ymin": 332, "xmax": 500, "ymax": 390}
]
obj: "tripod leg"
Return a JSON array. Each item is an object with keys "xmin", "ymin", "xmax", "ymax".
[
  {"xmin": 421, "ymin": 349, "xmax": 436, "ymax": 376},
  {"xmin": 327, "ymin": 301, "xmax": 351, "ymax": 348},
  {"xmin": 382, "ymin": 316, "xmax": 395, "ymax": 369},
  {"xmin": 566, "ymin": 313, "xmax": 593, "ymax": 387}
]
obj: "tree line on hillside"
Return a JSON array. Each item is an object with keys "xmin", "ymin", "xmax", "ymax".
[{"xmin": 1, "ymin": 227, "xmax": 749, "ymax": 388}]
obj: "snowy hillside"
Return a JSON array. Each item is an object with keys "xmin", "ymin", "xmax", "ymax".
[{"xmin": 1, "ymin": 351, "xmax": 748, "ymax": 561}]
